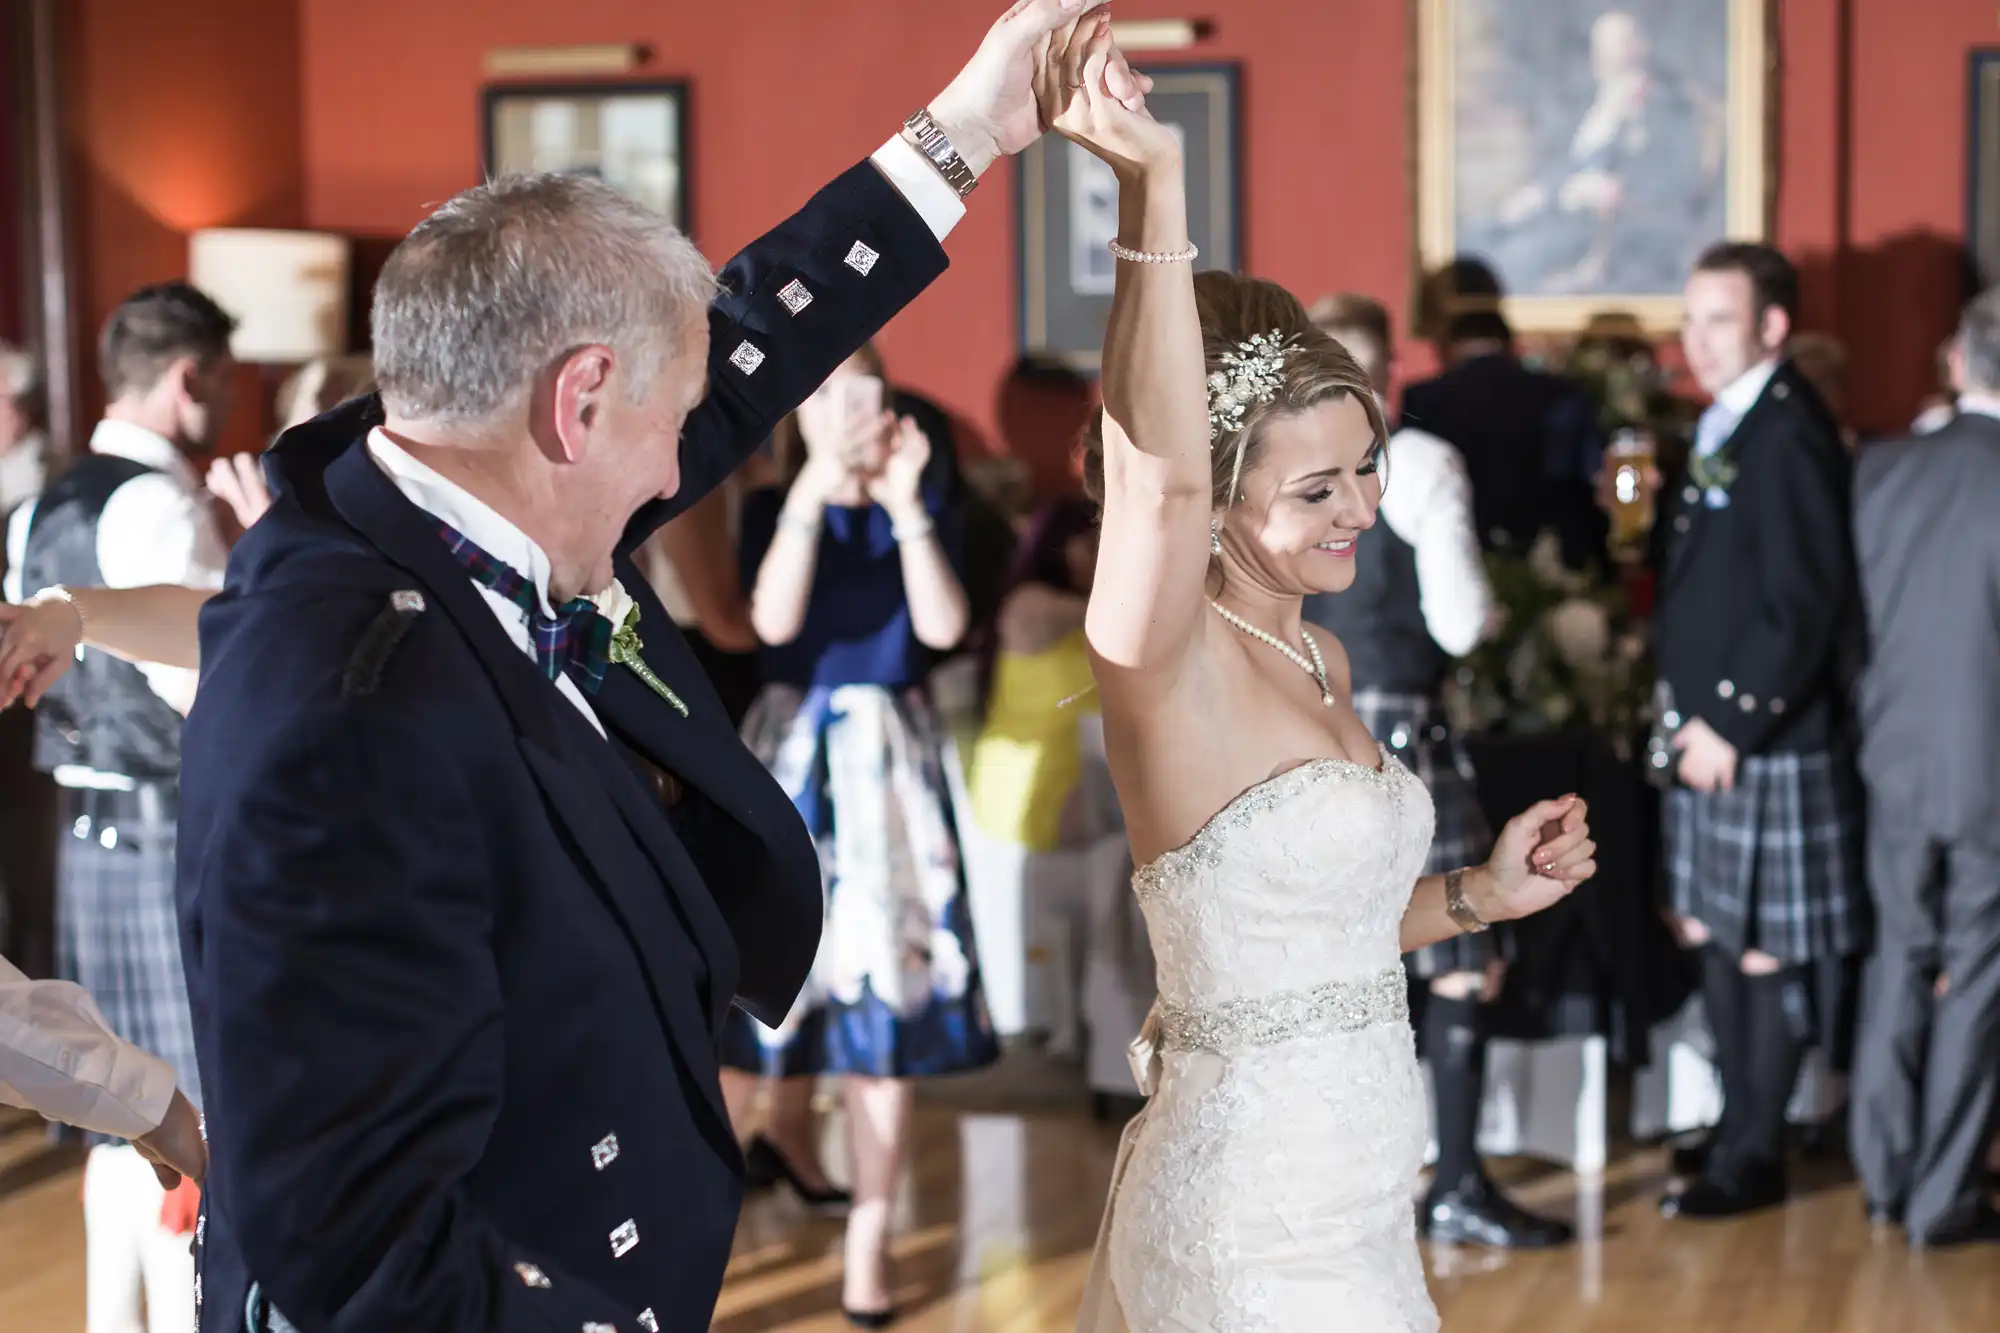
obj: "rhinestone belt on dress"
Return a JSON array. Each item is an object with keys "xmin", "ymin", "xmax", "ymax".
[{"xmin": 1156, "ymin": 967, "xmax": 1408, "ymax": 1055}]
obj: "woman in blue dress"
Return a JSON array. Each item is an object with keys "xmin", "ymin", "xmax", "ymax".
[{"xmin": 721, "ymin": 345, "xmax": 998, "ymax": 1326}]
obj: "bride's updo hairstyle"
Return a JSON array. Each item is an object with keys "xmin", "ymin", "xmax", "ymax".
[{"xmin": 1081, "ymin": 271, "xmax": 1386, "ymax": 511}]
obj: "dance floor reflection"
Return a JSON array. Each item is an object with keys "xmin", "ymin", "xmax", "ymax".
[{"xmin": 2, "ymin": 1101, "xmax": 1995, "ymax": 1331}]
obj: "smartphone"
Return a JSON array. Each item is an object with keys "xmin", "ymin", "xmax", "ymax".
[{"xmin": 840, "ymin": 374, "xmax": 885, "ymax": 433}]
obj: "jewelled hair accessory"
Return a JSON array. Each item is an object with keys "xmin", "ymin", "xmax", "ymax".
[{"xmin": 1207, "ymin": 332, "xmax": 1294, "ymax": 445}]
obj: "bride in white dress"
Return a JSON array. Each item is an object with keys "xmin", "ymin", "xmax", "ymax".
[{"xmin": 1036, "ymin": 18, "xmax": 1601, "ymax": 1332}]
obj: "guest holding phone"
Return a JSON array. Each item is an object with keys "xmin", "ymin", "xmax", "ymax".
[{"xmin": 720, "ymin": 345, "xmax": 997, "ymax": 1327}]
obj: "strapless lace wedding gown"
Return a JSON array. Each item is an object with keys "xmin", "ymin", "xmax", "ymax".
[{"xmin": 1076, "ymin": 746, "xmax": 1439, "ymax": 1332}]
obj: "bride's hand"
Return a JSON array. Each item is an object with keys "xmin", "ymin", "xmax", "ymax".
[
  {"xmin": 1034, "ymin": 11, "xmax": 1175, "ymax": 176},
  {"xmin": 0, "ymin": 593, "xmax": 85, "ymax": 710},
  {"xmin": 1473, "ymin": 795, "xmax": 1596, "ymax": 923}
]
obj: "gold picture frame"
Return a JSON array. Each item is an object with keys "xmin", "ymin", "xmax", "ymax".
[{"xmin": 1413, "ymin": 0, "xmax": 1772, "ymax": 333}]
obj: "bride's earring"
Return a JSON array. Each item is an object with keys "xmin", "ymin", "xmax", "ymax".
[{"xmin": 1211, "ymin": 517, "xmax": 1223, "ymax": 556}]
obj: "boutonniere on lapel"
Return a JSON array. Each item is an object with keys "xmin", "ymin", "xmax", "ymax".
[
  {"xmin": 589, "ymin": 580, "xmax": 690, "ymax": 717},
  {"xmin": 1685, "ymin": 450, "xmax": 1739, "ymax": 508}
]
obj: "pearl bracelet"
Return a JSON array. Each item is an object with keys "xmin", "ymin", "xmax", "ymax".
[
  {"xmin": 31, "ymin": 585, "xmax": 85, "ymax": 637},
  {"xmin": 891, "ymin": 515, "xmax": 935, "ymax": 544},
  {"xmin": 1108, "ymin": 239, "xmax": 1200, "ymax": 265}
]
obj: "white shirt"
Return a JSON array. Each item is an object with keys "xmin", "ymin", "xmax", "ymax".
[
  {"xmin": 368, "ymin": 430, "xmax": 612, "ymax": 738},
  {"xmin": 364, "ymin": 135, "xmax": 965, "ymax": 735},
  {"xmin": 1696, "ymin": 356, "xmax": 1781, "ymax": 455},
  {"xmin": 1952, "ymin": 391, "xmax": 2000, "ymax": 424},
  {"xmin": 0, "ymin": 951, "xmax": 177, "ymax": 1141},
  {"xmin": 0, "ymin": 431, "xmax": 47, "ymax": 518},
  {"xmin": 4, "ymin": 420, "xmax": 227, "ymax": 779},
  {"xmin": 1378, "ymin": 427, "xmax": 1494, "ymax": 657}
]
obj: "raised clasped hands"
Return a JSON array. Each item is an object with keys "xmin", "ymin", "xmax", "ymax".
[
  {"xmin": 927, "ymin": 0, "xmax": 1137, "ymax": 175},
  {"xmin": 1471, "ymin": 793, "xmax": 1598, "ymax": 924},
  {"xmin": 1033, "ymin": 6, "xmax": 1174, "ymax": 175}
]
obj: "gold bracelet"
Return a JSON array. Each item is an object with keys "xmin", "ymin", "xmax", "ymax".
[{"xmin": 1444, "ymin": 868, "xmax": 1490, "ymax": 934}]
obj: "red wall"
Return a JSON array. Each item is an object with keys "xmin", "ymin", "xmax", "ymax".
[
  {"xmin": 47, "ymin": 0, "xmax": 1981, "ymax": 461},
  {"xmin": 1, "ymin": 0, "xmax": 25, "ymax": 345},
  {"xmin": 64, "ymin": 0, "xmax": 304, "ymax": 452}
]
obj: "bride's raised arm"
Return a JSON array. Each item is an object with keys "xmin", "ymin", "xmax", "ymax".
[{"xmin": 1038, "ymin": 18, "xmax": 1211, "ymax": 684}]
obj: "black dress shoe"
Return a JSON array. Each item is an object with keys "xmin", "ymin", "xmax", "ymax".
[
  {"xmin": 842, "ymin": 1307, "xmax": 897, "ymax": 1329},
  {"xmin": 1668, "ymin": 1135, "xmax": 1713, "ymax": 1178},
  {"xmin": 1659, "ymin": 1164, "xmax": 1787, "ymax": 1220},
  {"xmin": 1420, "ymin": 1176, "xmax": 1575, "ymax": 1249},
  {"xmin": 743, "ymin": 1135, "xmax": 853, "ymax": 1209},
  {"xmin": 1914, "ymin": 1206, "xmax": 2000, "ymax": 1248}
]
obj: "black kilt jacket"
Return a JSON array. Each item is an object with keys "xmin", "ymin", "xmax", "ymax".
[
  {"xmin": 175, "ymin": 162, "xmax": 947, "ymax": 1333},
  {"xmin": 1654, "ymin": 360, "xmax": 1860, "ymax": 760}
]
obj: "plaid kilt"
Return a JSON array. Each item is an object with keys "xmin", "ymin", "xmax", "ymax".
[
  {"xmin": 55, "ymin": 785, "xmax": 200, "ymax": 1147},
  {"xmin": 1354, "ymin": 689, "xmax": 1497, "ymax": 977},
  {"xmin": 1664, "ymin": 749, "xmax": 1868, "ymax": 964}
]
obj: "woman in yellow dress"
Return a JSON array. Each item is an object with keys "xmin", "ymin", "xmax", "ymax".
[{"xmin": 965, "ymin": 498, "xmax": 1102, "ymax": 1043}]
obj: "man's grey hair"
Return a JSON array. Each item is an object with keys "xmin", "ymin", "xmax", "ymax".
[
  {"xmin": 372, "ymin": 173, "xmax": 718, "ymax": 424},
  {"xmin": 1957, "ymin": 285, "xmax": 2000, "ymax": 394}
]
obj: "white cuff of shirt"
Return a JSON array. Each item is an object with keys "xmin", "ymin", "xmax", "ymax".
[{"xmin": 870, "ymin": 134, "xmax": 967, "ymax": 243}]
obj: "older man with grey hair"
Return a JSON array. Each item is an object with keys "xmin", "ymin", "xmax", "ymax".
[
  {"xmin": 150, "ymin": 5, "xmax": 1145, "ymax": 1331},
  {"xmin": 1848, "ymin": 285, "xmax": 2000, "ymax": 1248}
]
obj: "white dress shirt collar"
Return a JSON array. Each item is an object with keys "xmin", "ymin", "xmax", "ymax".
[
  {"xmin": 1713, "ymin": 356, "xmax": 1781, "ymax": 419},
  {"xmin": 366, "ymin": 428, "xmax": 563, "ymax": 620},
  {"xmin": 90, "ymin": 418, "xmax": 197, "ymax": 487},
  {"xmin": 1953, "ymin": 390, "xmax": 2000, "ymax": 423}
]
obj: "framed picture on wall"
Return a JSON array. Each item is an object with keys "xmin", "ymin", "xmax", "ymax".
[
  {"xmin": 482, "ymin": 81, "xmax": 689, "ymax": 231},
  {"xmin": 1018, "ymin": 64, "xmax": 1239, "ymax": 371},
  {"xmin": 1968, "ymin": 51, "xmax": 2000, "ymax": 287},
  {"xmin": 1413, "ymin": 0, "xmax": 1771, "ymax": 333}
]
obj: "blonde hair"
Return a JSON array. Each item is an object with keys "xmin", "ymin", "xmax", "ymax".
[{"xmin": 1083, "ymin": 272, "xmax": 1385, "ymax": 509}]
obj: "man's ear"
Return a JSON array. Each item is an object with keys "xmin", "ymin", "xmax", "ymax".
[{"xmin": 550, "ymin": 345, "xmax": 616, "ymax": 465}]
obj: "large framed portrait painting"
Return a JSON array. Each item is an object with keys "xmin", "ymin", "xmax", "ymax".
[
  {"xmin": 1019, "ymin": 65, "xmax": 1239, "ymax": 370},
  {"xmin": 1415, "ymin": 0, "xmax": 1771, "ymax": 331},
  {"xmin": 482, "ymin": 81, "xmax": 689, "ymax": 231}
]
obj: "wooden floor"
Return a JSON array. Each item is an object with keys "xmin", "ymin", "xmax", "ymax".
[{"xmin": 4, "ymin": 1091, "xmax": 1996, "ymax": 1333}]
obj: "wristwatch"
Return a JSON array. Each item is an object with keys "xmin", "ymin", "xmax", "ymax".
[
  {"xmin": 903, "ymin": 108, "xmax": 978, "ymax": 199},
  {"xmin": 1444, "ymin": 869, "xmax": 1490, "ymax": 935}
]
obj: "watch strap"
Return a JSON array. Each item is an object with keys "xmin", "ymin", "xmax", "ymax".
[{"xmin": 903, "ymin": 108, "xmax": 978, "ymax": 200}]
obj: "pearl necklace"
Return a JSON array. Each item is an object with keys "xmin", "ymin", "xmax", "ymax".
[{"xmin": 1209, "ymin": 600, "xmax": 1335, "ymax": 707}]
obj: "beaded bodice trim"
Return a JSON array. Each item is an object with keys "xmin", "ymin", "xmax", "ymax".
[
  {"xmin": 1156, "ymin": 967, "xmax": 1407, "ymax": 1055},
  {"xmin": 1132, "ymin": 744, "xmax": 1404, "ymax": 898}
]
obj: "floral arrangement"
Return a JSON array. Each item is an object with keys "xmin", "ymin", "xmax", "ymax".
[
  {"xmin": 1549, "ymin": 328, "xmax": 1699, "ymax": 462},
  {"xmin": 1445, "ymin": 531, "xmax": 1653, "ymax": 750}
]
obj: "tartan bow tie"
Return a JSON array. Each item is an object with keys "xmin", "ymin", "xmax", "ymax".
[{"xmin": 434, "ymin": 522, "xmax": 615, "ymax": 693}]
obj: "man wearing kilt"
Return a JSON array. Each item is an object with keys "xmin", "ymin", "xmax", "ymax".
[
  {"xmin": 1306, "ymin": 295, "xmax": 1573, "ymax": 1248},
  {"xmin": 2, "ymin": 283, "xmax": 237, "ymax": 1332},
  {"xmin": 1654, "ymin": 243, "xmax": 1867, "ymax": 1221}
]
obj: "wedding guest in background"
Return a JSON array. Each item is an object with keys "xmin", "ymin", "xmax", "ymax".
[
  {"xmin": 1654, "ymin": 242, "xmax": 1866, "ymax": 1222},
  {"xmin": 722, "ymin": 347, "xmax": 998, "ymax": 1324},
  {"xmin": 637, "ymin": 483, "xmax": 763, "ymax": 725},
  {"xmin": 1849, "ymin": 286, "xmax": 2000, "ymax": 1247},
  {"xmin": 1305, "ymin": 293, "xmax": 1570, "ymax": 1248},
  {"xmin": 1911, "ymin": 338, "xmax": 1960, "ymax": 435},
  {"xmin": 0, "ymin": 343, "xmax": 46, "ymax": 520},
  {"xmin": 1, "ymin": 280, "xmax": 238, "ymax": 1333},
  {"xmin": 965, "ymin": 497, "xmax": 1100, "ymax": 1049},
  {"xmin": 1403, "ymin": 258, "xmax": 1608, "ymax": 568}
]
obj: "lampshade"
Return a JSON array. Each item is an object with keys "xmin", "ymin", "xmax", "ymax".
[{"xmin": 188, "ymin": 228, "xmax": 351, "ymax": 363}]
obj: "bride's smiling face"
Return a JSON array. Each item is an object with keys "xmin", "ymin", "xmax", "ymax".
[{"xmin": 1218, "ymin": 392, "xmax": 1384, "ymax": 596}]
